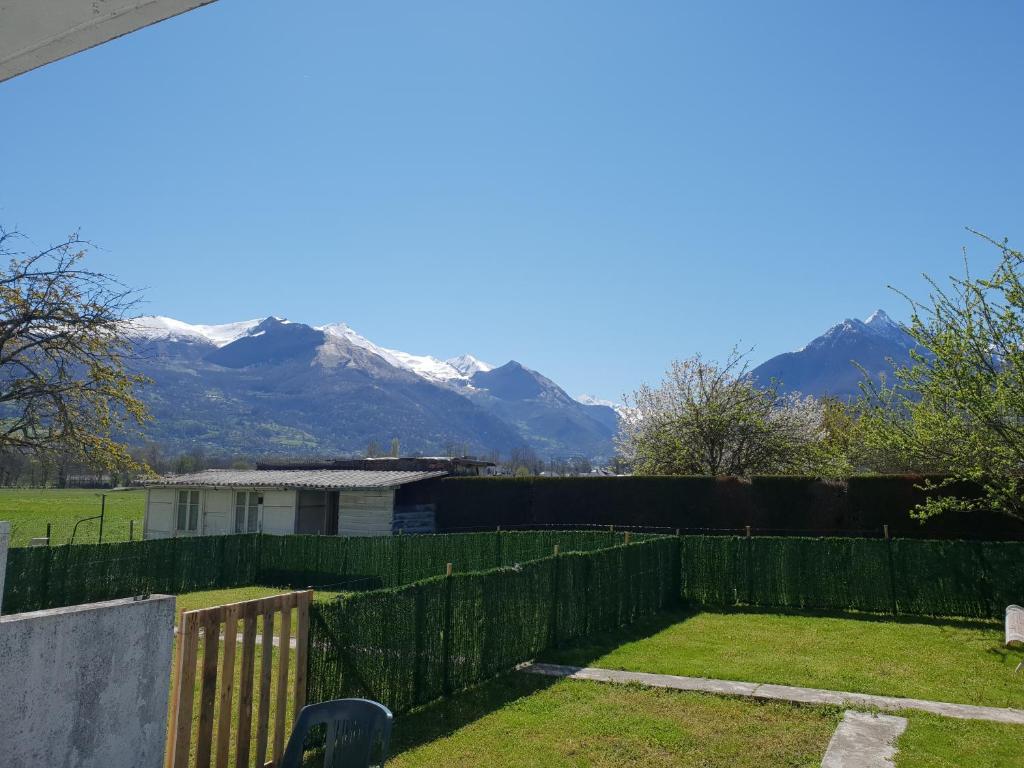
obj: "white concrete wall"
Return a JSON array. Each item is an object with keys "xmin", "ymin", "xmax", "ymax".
[
  {"xmin": 339, "ymin": 489, "xmax": 395, "ymax": 536},
  {"xmin": 0, "ymin": 521, "xmax": 8, "ymax": 615},
  {"xmin": 261, "ymin": 490, "xmax": 297, "ymax": 535},
  {"xmin": 0, "ymin": 595, "xmax": 175, "ymax": 768},
  {"xmin": 202, "ymin": 489, "xmax": 233, "ymax": 535}
]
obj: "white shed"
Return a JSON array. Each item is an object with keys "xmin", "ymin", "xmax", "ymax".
[{"xmin": 142, "ymin": 469, "xmax": 446, "ymax": 539}]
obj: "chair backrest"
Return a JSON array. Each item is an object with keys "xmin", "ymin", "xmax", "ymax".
[{"xmin": 279, "ymin": 698, "xmax": 394, "ymax": 768}]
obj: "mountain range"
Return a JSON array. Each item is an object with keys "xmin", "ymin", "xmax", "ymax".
[
  {"xmin": 751, "ymin": 309, "xmax": 917, "ymax": 399},
  {"xmin": 125, "ymin": 316, "xmax": 619, "ymax": 459},
  {"xmin": 123, "ymin": 309, "xmax": 917, "ymax": 460}
]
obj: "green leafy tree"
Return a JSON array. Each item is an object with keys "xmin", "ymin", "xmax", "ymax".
[
  {"xmin": 858, "ymin": 232, "xmax": 1024, "ymax": 521},
  {"xmin": 0, "ymin": 228, "xmax": 148, "ymax": 473}
]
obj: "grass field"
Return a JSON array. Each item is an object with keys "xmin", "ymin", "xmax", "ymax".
[
  {"xmin": 543, "ymin": 608, "xmax": 1024, "ymax": 710},
  {"xmin": 897, "ymin": 713, "xmax": 1024, "ymax": 767},
  {"xmin": 375, "ymin": 673, "xmax": 1023, "ymax": 768},
  {"xmin": 387, "ymin": 674, "xmax": 841, "ymax": 767},
  {"xmin": 0, "ymin": 487, "xmax": 145, "ymax": 546}
]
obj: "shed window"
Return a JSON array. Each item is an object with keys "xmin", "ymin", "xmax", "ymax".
[
  {"xmin": 176, "ymin": 490, "xmax": 200, "ymax": 532},
  {"xmin": 235, "ymin": 491, "xmax": 261, "ymax": 533}
]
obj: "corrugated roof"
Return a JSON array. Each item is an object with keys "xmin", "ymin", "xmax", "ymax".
[{"xmin": 144, "ymin": 469, "xmax": 447, "ymax": 490}]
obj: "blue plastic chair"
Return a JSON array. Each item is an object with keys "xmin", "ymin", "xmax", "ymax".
[{"xmin": 279, "ymin": 698, "xmax": 394, "ymax": 768}]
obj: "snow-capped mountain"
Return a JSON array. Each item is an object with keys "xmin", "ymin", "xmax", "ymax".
[
  {"xmin": 124, "ymin": 315, "xmax": 617, "ymax": 458},
  {"xmin": 752, "ymin": 309, "xmax": 917, "ymax": 399}
]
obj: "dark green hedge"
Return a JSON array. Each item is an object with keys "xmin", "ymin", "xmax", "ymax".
[
  {"xmin": 2, "ymin": 529, "xmax": 643, "ymax": 614},
  {"xmin": 679, "ymin": 535, "xmax": 1024, "ymax": 620},
  {"xmin": 2, "ymin": 535, "xmax": 257, "ymax": 614},
  {"xmin": 437, "ymin": 475, "xmax": 1024, "ymax": 539},
  {"xmin": 306, "ymin": 537, "xmax": 681, "ymax": 713}
]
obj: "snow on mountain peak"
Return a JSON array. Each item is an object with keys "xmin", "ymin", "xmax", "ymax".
[
  {"xmin": 127, "ymin": 316, "xmax": 263, "ymax": 347},
  {"xmin": 447, "ymin": 354, "xmax": 494, "ymax": 377},
  {"xmin": 318, "ymin": 323, "xmax": 483, "ymax": 383},
  {"xmin": 576, "ymin": 393, "xmax": 617, "ymax": 408},
  {"xmin": 865, "ymin": 309, "xmax": 892, "ymax": 326},
  {"xmin": 131, "ymin": 315, "xmax": 498, "ymax": 386}
]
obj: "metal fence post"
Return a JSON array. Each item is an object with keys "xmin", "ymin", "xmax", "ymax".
[
  {"xmin": 98, "ymin": 494, "xmax": 106, "ymax": 544},
  {"xmin": 885, "ymin": 527, "xmax": 899, "ymax": 616}
]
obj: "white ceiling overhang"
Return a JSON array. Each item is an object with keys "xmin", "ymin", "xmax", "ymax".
[{"xmin": 0, "ymin": 0, "xmax": 219, "ymax": 83}]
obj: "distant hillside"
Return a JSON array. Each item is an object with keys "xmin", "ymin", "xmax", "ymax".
[
  {"xmin": 125, "ymin": 316, "xmax": 617, "ymax": 459},
  {"xmin": 751, "ymin": 310, "xmax": 917, "ymax": 399}
]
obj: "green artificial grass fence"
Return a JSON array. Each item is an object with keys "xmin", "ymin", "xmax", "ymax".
[
  {"xmin": 305, "ymin": 537, "xmax": 681, "ymax": 714},
  {"xmin": 679, "ymin": 535, "xmax": 1024, "ymax": 619},
  {"xmin": 1, "ymin": 529, "xmax": 647, "ymax": 613},
  {"xmin": 5, "ymin": 529, "xmax": 1021, "ymax": 623}
]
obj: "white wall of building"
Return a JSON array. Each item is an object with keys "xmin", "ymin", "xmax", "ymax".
[{"xmin": 260, "ymin": 490, "xmax": 297, "ymax": 535}]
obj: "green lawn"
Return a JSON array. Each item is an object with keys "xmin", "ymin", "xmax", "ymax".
[
  {"xmin": 0, "ymin": 487, "xmax": 145, "ymax": 546},
  {"xmin": 543, "ymin": 608, "xmax": 1024, "ymax": 710},
  {"xmin": 897, "ymin": 713, "xmax": 1024, "ymax": 768},
  {"xmin": 385, "ymin": 674, "xmax": 841, "ymax": 767},
  {"xmin": 174, "ymin": 586, "xmax": 345, "ymax": 623}
]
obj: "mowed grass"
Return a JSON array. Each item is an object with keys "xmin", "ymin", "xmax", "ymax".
[
  {"xmin": 174, "ymin": 586, "xmax": 345, "ymax": 625},
  {"xmin": 544, "ymin": 608, "xmax": 1024, "ymax": 710},
  {"xmin": 384, "ymin": 674, "xmax": 841, "ymax": 767},
  {"xmin": 0, "ymin": 487, "xmax": 145, "ymax": 545},
  {"xmin": 897, "ymin": 712, "xmax": 1024, "ymax": 768}
]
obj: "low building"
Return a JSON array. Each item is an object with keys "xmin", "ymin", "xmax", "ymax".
[{"xmin": 142, "ymin": 468, "xmax": 446, "ymax": 539}]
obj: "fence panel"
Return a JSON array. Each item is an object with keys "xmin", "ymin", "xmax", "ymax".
[
  {"xmin": 165, "ymin": 590, "xmax": 311, "ymax": 768},
  {"xmin": 307, "ymin": 538, "xmax": 680, "ymax": 715}
]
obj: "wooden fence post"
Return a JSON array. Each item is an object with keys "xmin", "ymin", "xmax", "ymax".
[{"xmin": 624, "ymin": 531, "xmax": 632, "ymax": 545}]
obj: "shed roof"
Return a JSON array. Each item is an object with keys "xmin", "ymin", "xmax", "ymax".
[{"xmin": 144, "ymin": 469, "xmax": 447, "ymax": 490}]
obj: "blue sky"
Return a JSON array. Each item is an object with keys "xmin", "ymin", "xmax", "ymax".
[{"xmin": 2, "ymin": 1, "xmax": 1021, "ymax": 401}]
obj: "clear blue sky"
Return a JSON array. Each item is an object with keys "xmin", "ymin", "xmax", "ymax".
[{"xmin": 2, "ymin": 1, "xmax": 1021, "ymax": 401}]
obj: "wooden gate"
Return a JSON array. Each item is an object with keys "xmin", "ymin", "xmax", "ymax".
[{"xmin": 165, "ymin": 591, "xmax": 312, "ymax": 768}]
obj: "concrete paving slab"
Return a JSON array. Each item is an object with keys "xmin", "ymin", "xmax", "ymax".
[
  {"xmin": 521, "ymin": 663, "xmax": 1024, "ymax": 725},
  {"xmin": 821, "ymin": 711, "xmax": 907, "ymax": 767}
]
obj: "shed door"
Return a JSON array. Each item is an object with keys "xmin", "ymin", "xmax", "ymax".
[{"xmin": 296, "ymin": 490, "xmax": 329, "ymax": 535}]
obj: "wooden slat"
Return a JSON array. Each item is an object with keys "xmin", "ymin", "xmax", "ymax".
[
  {"xmin": 272, "ymin": 601, "xmax": 293, "ymax": 763},
  {"xmin": 253, "ymin": 606, "xmax": 276, "ymax": 768},
  {"xmin": 170, "ymin": 611, "xmax": 201, "ymax": 768},
  {"xmin": 214, "ymin": 604, "xmax": 240, "ymax": 768},
  {"xmin": 234, "ymin": 608, "xmax": 258, "ymax": 768},
  {"xmin": 165, "ymin": 610, "xmax": 186, "ymax": 768},
  {"xmin": 164, "ymin": 591, "xmax": 309, "ymax": 768},
  {"xmin": 195, "ymin": 615, "xmax": 222, "ymax": 768},
  {"xmin": 293, "ymin": 592, "xmax": 311, "ymax": 722}
]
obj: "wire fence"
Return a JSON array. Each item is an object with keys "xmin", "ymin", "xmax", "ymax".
[{"xmin": 6, "ymin": 518, "xmax": 143, "ymax": 547}]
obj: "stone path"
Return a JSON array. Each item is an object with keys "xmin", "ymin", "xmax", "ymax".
[
  {"xmin": 522, "ymin": 663, "xmax": 1024, "ymax": 725},
  {"xmin": 821, "ymin": 711, "xmax": 907, "ymax": 767}
]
